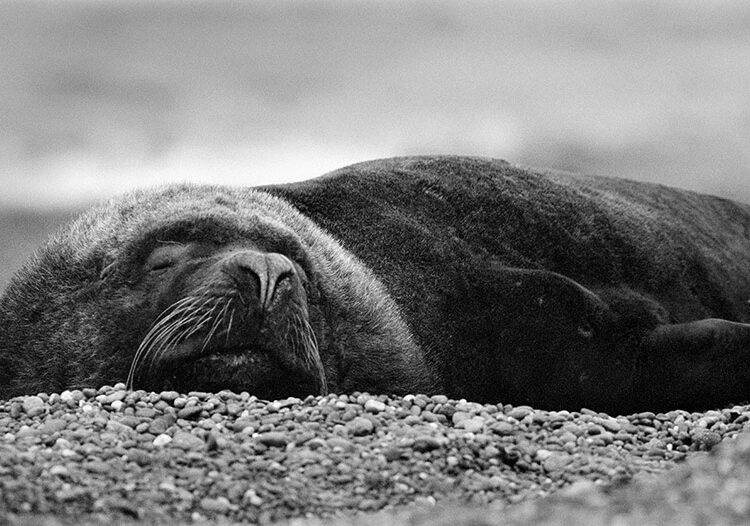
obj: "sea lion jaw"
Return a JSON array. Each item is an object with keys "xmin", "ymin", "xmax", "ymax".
[{"xmin": 126, "ymin": 243, "xmax": 327, "ymax": 398}]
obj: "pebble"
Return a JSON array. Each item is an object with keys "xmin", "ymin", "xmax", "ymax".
[
  {"xmin": 232, "ymin": 417, "xmax": 255, "ymax": 432},
  {"xmin": 159, "ymin": 391, "xmax": 180, "ymax": 403},
  {"xmin": 243, "ymin": 489, "xmax": 264, "ymax": 507},
  {"xmin": 177, "ymin": 406, "xmax": 204, "ymax": 420},
  {"xmin": 22, "ymin": 396, "xmax": 45, "ymax": 417},
  {"xmin": 347, "ymin": 417, "xmax": 375, "ymax": 436},
  {"xmin": 200, "ymin": 496, "xmax": 235, "ymax": 513},
  {"xmin": 153, "ymin": 434, "xmax": 172, "ymax": 447},
  {"xmin": 2, "ymin": 386, "xmax": 750, "ymax": 524},
  {"xmin": 162, "ymin": 431, "xmax": 193, "ymax": 449},
  {"xmin": 364, "ymin": 399, "xmax": 387, "ymax": 413},
  {"xmin": 38, "ymin": 418, "xmax": 67, "ymax": 435},
  {"xmin": 257, "ymin": 431, "xmax": 288, "ymax": 447},
  {"xmin": 412, "ymin": 436, "xmax": 444, "ymax": 452},
  {"xmin": 460, "ymin": 416, "xmax": 486, "ymax": 433}
]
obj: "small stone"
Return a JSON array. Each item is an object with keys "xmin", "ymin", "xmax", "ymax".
[
  {"xmin": 172, "ymin": 431, "xmax": 204, "ymax": 450},
  {"xmin": 205, "ymin": 432, "xmax": 219, "ymax": 452},
  {"xmin": 490, "ymin": 422, "xmax": 516, "ymax": 436},
  {"xmin": 148, "ymin": 418, "xmax": 171, "ymax": 435},
  {"xmin": 85, "ymin": 461, "xmax": 111, "ymax": 474},
  {"xmin": 451, "ymin": 411, "xmax": 471, "ymax": 426},
  {"xmin": 243, "ymin": 489, "xmax": 263, "ymax": 507},
  {"xmin": 82, "ymin": 388, "xmax": 98, "ymax": 398},
  {"xmin": 327, "ymin": 437, "xmax": 354, "ymax": 451},
  {"xmin": 232, "ymin": 418, "xmax": 255, "ymax": 432},
  {"xmin": 49, "ymin": 465, "xmax": 69, "ymax": 477},
  {"xmin": 306, "ymin": 438, "xmax": 326, "ymax": 450},
  {"xmin": 459, "ymin": 416, "xmax": 485, "ymax": 433},
  {"xmin": 159, "ymin": 391, "xmax": 180, "ymax": 403},
  {"xmin": 587, "ymin": 424, "xmax": 605, "ymax": 435},
  {"xmin": 135, "ymin": 407, "xmax": 157, "ymax": 418},
  {"xmin": 38, "ymin": 418, "xmax": 67, "ymax": 435},
  {"xmin": 508, "ymin": 406, "xmax": 533, "ymax": 420},
  {"xmin": 104, "ymin": 391, "xmax": 127, "ymax": 404},
  {"xmin": 56, "ymin": 488, "xmax": 89, "ymax": 502},
  {"xmin": 364, "ymin": 399, "xmax": 386, "ymax": 413},
  {"xmin": 347, "ymin": 417, "xmax": 374, "ymax": 436},
  {"xmin": 383, "ymin": 447, "xmax": 404, "ymax": 461},
  {"xmin": 535, "ymin": 448, "xmax": 553, "ymax": 462},
  {"xmin": 177, "ymin": 406, "xmax": 204, "ymax": 420},
  {"xmin": 542, "ymin": 453, "xmax": 572, "ymax": 472},
  {"xmin": 106, "ymin": 420, "xmax": 134, "ymax": 435},
  {"xmin": 127, "ymin": 449, "xmax": 151, "ymax": 466},
  {"xmin": 692, "ymin": 428, "xmax": 722, "ymax": 451},
  {"xmin": 412, "ymin": 436, "xmax": 443, "ymax": 452},
  {"xmin": 153, "ymin": 434, "xmax": 172, "ymax": 447},
  {"xmin": 257, "ymin": 431, "xmax": 288, "ymax": 447},
  {"xmin": 118, "ymin": 416, "xmax": 141, "ymax": 429},
  {"xmin": 598, "ymin": 417, "xmax": 622, "ymax": 432},
  {"xmin": 200, "ymin": 496, "xmax": 235, "ymax": 513},
  {"xmin": 22, "ymin": 396, "xmax": 45, "ymax": 417}
]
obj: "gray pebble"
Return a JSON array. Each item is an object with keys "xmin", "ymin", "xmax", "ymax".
[
  {"xmin": 347, "ymin": 417, "xmax": 375, "ymax": 436},
  {"xmin": 171, "ymin": 431, "xmax": 204, "ymax": 450},
  {"xmin": 412, "ymin": 436, "xmax": 444, "ymax": 452},
  {"xmin": 2, "ymin": 386, "xmax": 747, "ymax": 524},
  {"xmin": 257, "ymin": 431, "xmax": 288, "ymax": 447},
  {"xmin": 177, "ymin": 405, "xmax": 203, "ymax": 420},
  {"xmin": 38, "ymin": 418, "xmax": 67, "ymax": 435},
  {"xmin": 364, "ymin": 399, "xmax": 386, "ymax": 413},
  {"xmin": 22, "ymin": 396, "xmax": 45, "ymax": 417}
]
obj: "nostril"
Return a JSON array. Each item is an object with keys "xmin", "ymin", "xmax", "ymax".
[{"xmin": 223, "ymin": 251, "xmax": 295, "ymax": 311}]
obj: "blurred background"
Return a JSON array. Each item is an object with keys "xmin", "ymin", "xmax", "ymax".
[{"xmin": 1, "ymin": 0, "xmax": 749, "ymax": 290}]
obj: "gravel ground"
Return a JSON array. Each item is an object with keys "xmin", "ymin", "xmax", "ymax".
[{"xmin": 1, "ymin": 384, "xmax": 748, "ymax": 525}]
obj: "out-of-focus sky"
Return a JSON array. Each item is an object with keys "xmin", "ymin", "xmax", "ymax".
[
  {"xmin": 2, "ymin": 0, "xmax": 749, "ymax": 211},
  {"xmin": 1, "ymin": 0, "xmax": 750, "ymax": 289}
]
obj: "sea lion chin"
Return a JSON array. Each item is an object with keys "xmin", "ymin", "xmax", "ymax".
[{"xmin": 3, "ymin": 155, "xmax": 750, "ymax": 414}]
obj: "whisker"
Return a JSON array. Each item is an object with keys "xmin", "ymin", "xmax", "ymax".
[{"xmin": 127, "ymin": 292, "xmax": 216, "ymax": 389}]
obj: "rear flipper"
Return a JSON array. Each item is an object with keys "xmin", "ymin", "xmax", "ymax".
[{"xmin": 639, "ymin": 319, "xmax": 750, "ymax": 411}]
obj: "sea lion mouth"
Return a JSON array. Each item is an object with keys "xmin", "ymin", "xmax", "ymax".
[
  {"xmin": 156, "ymin": 343, "xmax": 321, "ymax": 398},
  {"xmin": 125, "ymin": 285, "xmax": 328, "ymax": 397}
]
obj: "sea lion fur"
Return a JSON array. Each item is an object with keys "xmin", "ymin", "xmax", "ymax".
[{"xmin": 2, "ymin": 156, "xmax": 750, "ymax": 414}]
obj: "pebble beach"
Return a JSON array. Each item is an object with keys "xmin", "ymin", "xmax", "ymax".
[{"xmin": 1, "ymin": 384, "xmax": 748, "ymax": 525}]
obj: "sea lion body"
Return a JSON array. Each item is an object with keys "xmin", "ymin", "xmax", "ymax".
[{"xmin": 2, "ymin": 156, "xmax": 750, "ymax": 413}]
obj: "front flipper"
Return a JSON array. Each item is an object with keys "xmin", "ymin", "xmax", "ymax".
[
  {"xmin": 448, "ymin": 266, "xmax": 644, "ymax": 413},
  {"xmin": 639, "ymin": 319, "xmax": 750, "ymax": 411}
]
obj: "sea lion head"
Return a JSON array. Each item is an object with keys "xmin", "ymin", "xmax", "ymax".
[{"xmin": 0, "ymin": 184, "xmax": 433, "ymax": 399}]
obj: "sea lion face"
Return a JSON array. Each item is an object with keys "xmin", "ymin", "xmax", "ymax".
[
  {"xmin": 123, "ymin": 237, "xmax": 326, "ymax": 398},
  {"xmin": 97, "ymin": 197, "xmax": 331, "ymax": 399}
]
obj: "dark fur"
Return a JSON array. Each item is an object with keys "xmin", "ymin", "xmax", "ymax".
[{"xmin": 2, "ymin": 156, "xmax": 750, "ymax": 413}]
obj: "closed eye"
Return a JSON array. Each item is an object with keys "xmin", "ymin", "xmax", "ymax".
[{"xmin": 146, "ymin": 242, "xmax": 188, "ymax": 272}]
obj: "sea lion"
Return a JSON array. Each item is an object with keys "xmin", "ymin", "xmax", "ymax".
[{"xmin": 2, "ymin": 156, "xmax": 750, "ymax": 414}]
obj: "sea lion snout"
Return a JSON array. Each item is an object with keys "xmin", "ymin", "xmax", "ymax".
[{"xmin": 220, "ymin": 250, "xmax": 296, "ymax": 313}]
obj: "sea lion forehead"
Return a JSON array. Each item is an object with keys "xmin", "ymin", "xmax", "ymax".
[
  {"xmin": 105, "ymin": 184, "xmax": 309, "ymax": 251},
  {"xmin": 92, "ymin": 184, "xmax": 291, "ymax": 237},
  {"xmin": 119, "ymin": 184, "xmax": 289, "ymax": 221}
]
